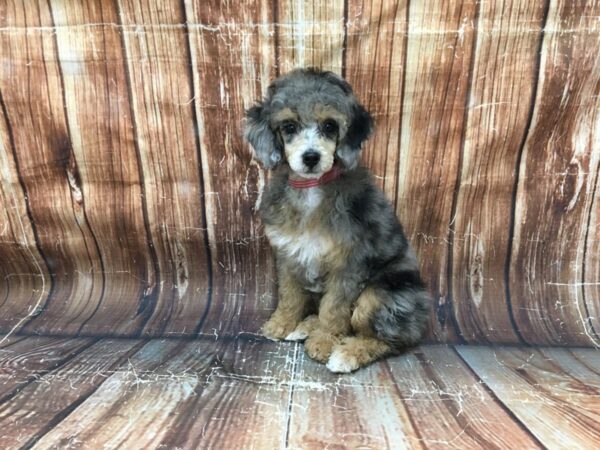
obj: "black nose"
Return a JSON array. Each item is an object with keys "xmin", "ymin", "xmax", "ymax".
[{"xmin": 302, "ymin": 151, "xmax": 320, "ymax": 169}]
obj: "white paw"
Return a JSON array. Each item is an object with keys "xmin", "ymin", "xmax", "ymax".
[
  {"xmin": 326, "ymin": 349, "xmax": 359, "ymax": 373},
  {"xmin": 285, "ymin": 329, "xmax": 309, "ymax": 341}
]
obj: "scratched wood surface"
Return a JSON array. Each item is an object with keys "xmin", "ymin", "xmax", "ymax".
[
  {"xmin": 2, "ymin": 335, "xmax": 600, "ymax": 449},
  {"xmin": 115, "ymin": 0, "xmax": 214, "ymax": 336},
  {"xmin": 288, "ymin": 344, "xmax": 540, "ymax": 448},
  {"xmin": 0, "ymin": 0, "xmax": 100, "ymax": 336},
  {"xmin": 450, "ymin": 1, "xmax": 547, "ymax": 344},
  {"xmin": 0, "ymin": 339, "xmax": 142, "ymax": 449},
  {"xmin": 184, "ymin": 0, "xmax": 277, "ymax": 336},
  {"xmin": 345, "ymin": 0, "xmax": 408, "ymax": 230},
  {"xmin": 0, "ymin": 0, "xmax": 599, "ymax": 345},
  {"xmin": 394, "ymin": 0, "xmax": 477, "ymax": 343},
  {"xmin": 508, "ymin": 0, "xmax": 600, "ymax": 346},
  {"xmin": 457, "ymin": 345, "xmax": 600, "ymax": 449},
  {"xmin": 0, "ymin": 336, "xmax": 95, "ymax": 401}
]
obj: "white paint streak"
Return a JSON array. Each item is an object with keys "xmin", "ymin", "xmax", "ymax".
[
  {"xmin": 471, "ymin": 101, "xmax": 511, "ymax": 110},
  {"xmin": 66, "ymin": 168, "xmax": 82, "ymax": 203},
  {"xmin": 566, "ymin": 118, "xmax": 590, "ymax": 211},
  {"xmin": 253, "ymin": 161, "xmax": 265, "ymax": 212}
]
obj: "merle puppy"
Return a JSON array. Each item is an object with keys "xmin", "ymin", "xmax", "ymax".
[{"xmin": 244, "ymin": 68, "xmax": 430, "ymax": 372}]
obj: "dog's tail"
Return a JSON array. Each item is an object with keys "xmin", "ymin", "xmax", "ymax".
[{"xmin": 370, "ymin": 268, "xmax": 432, "ymax": 350}]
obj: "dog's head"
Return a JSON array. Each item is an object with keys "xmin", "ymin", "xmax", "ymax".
[{"xmin": 244, "ymin": 68, "xmax": 373, "ymax": 178}]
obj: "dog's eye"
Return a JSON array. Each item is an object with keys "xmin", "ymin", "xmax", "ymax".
[
  {"xmin": 281, "ymin": 123, "xmax": 298, "ymax": 135},
  {"xmin": 322, "ymin": 120, "xmax": 338, "ymax": 134}
]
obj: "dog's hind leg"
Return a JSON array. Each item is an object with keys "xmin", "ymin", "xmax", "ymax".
[
  {"xmin": 325, "ymin": 287, "xmax": 391, "ymax": 372},
  {"xmin": 327, "ymin": 336, "xmax": 391, "ymax": 373}
]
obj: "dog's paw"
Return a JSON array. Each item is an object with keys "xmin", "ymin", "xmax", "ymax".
[
  {"xmin": 327, "ymin": 346, "xmax": 360, "ymax": 373},
  {"xmin": 285, "ymin": 315, "xmax": 319, "ymax": 341},
  {"xmin": 261, "ymin": 317, "xmax": 298, "ymax": 341},
  {"xmin": 285, "ymin": 328, "xmax": 309, "ymax": 341},
  {"xmin": 304, "ymin": 333, "xmax": 339, "ymax": 363}
]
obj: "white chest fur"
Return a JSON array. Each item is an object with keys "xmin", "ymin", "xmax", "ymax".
[
  {"xmin": 290, "ymin": 186, "xmax": 323, "ymax": 213},
  {"xmin": 264, "ymin": 186, "xmax": 334, "ymax": 286},
  {"xmin": 265, "ymin": 227, "xmax": 333, "ymax": 268}
]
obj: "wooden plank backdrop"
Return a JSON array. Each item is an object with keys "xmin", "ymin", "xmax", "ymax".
[{"xmin": 0, "ymin": 0, "xmax": 598, "ymax": 345}]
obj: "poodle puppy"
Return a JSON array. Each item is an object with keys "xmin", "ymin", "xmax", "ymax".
[{"xmin": 244, "ymin": 68, "xmax": 430, "ymax": 373}]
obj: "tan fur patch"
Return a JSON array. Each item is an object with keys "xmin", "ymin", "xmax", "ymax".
[
  {"xmin": 318, "ymin": 293, "xmax": 352, "ymax": 336},
  {"xmin": 327, "ymin": 336, "xmax": 391, "ymax": 372},
  {"xmin": 304, "ymin": 328, "xmax": 341, "ymax": 362},
  {"xmin": 313, "ymin": 104, "xmax": 348, "ymax": 132},
  {"xmin": 351, "ymin": 287, "xmax": 381, "ymax": 337},
  {"xmin": 272, "ymin": 108, "xmax": 298, "ymax": 124},
  {"xmin": 261, "ymin": 265, "xmax": 310, "ymax": 341}
]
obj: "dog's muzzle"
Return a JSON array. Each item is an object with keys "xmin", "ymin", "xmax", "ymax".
[{"xmin": 302, "ymin": 151, "xmax": 321, "ymax": 169}]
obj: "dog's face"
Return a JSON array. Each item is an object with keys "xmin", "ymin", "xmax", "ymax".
[
  {"xmin": 244, "ymin": 68, "xmax": 373, "ymax": 176},
  {"xmin": 271, "ymin": 105, "xmax": 345, "ymax": 178}
]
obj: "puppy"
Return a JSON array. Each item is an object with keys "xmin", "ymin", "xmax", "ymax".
[{"xmin": 244, "ymin": 68, "xmax": 430, "ymax": 373}]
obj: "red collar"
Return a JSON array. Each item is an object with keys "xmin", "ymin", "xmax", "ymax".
[{"xmin": 288, "ymin": 165, "xmax": 342, "ymax": 189}]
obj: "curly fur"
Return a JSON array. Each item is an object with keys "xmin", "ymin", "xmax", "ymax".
[{"xmin": 244, "ymin": 68, "xmax": 431, "ymax": 373}]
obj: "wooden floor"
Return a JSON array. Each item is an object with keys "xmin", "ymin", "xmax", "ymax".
[{"xmin": 0, "ymin": 335, "xmax": 598, "ymax": 449}]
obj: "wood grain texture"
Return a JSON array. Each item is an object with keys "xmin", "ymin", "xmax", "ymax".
[
  {"xmin": 288, "ymin": 347, "xmax": 422, "ymax": 449},
  {"xmin": 0, "ymin": 336, "xmax": 95, "ymax": 400},
  {"xmin": 286, "ymin": 345, "xmax": 541, "ymax": 449},
  {"xmin": 0, "ymin": 335, "xmax": 25, "ymax": 349},
  {"xmin": 184, "ymin": 0, "xmax": 277, "ymax": 336},
  {"xmin": 0, "ymin": 0, "xmax": 598, "ymax": 346},
  {"xmin": 32, "ymin": 339, "xmax": 295, "ymax": 449},
  {"xmin": 277, "ymin": 0, "xmax": 345, "ymax": 73},
  {"xmin": 386, "ymin": 346, "xmax": 541, "ymax": 449},
  {"xmin": 569, "ymin": 347, "xmax": 600, "ymax": 375},
  {"xmin": 451, "ymin": 1, "xmax": 548, "ymax": 343},
  {"xmin": 457, "ymin": 345, "xmax": 600, "ymax": 449},
  {"xmin": 0, "ymin": 338, "xmax": 140, "ymax": 449},
  {"xmin": 0, "ymin": 93, "xmax": 51, "ymax": 335},
  {"xmin": 24, "ymin": 0, "xmax": 155, "ymax": 336},
  {"xmin": 152, "ymin": 340, "xmax": 295, "ymax": 449},
  {"xmin": 31, "ymin": 339, "xmax": 215, "ymax": 449},
  {"xmin": 345, "ymin": 0, "xmax": 407, "ymax": 210},
  {"xmin": 1, "ymin": 336, "xmax": 599, "ymax": 448},
  {"xmin": 572, "ymin": 0, "xmax": 600, "ymax": 346},
  {"xmin": 508, "ymin": 0, "xmax": 600, "ymax": 346},
  {"xmin": 116, "ymin": 0, "xmax": 211, "ymax": 336},
  {"xmin": 396, "ymin": 0, "xmax": 478, "ymax": 343},
  {"xmin": 585, "ymin": 163, "xmax": 600, "ymax": 341},
  {"xmin": 0, "ymin": 0, "xmax": 104, "ymax": 336}
]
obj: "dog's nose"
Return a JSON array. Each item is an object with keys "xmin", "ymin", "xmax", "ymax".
[{"xmin": 302, "ymin": 151, "xmax": 320, "ymax": 169}]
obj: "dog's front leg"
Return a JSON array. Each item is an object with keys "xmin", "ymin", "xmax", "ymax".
[
  {"xmin": 262, "ymin": 264, "xmax": 310, "ymax": 341},
  {"xmin": 305, "ymin": 275, "xmax": 356, "ymax": 363}
]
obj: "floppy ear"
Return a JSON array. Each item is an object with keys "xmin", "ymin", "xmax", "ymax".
[
  {"xmin": 244, "ymin": 102, "xmax": 283, "ymax": 169},
  {"xmin": 336, "ymin": 102, "xmax": 374, "ymax": 169}
]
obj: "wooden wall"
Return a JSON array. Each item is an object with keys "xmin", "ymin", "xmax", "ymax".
[{"xmin": 0, "ymin": 0, "xmax": 598, "ymax": 345}]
